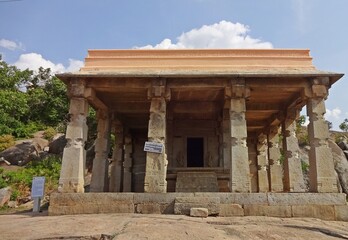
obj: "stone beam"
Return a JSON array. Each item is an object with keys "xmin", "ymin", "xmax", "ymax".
[{"xmin": 84, "ymin": 87, "xmax": 107, "ymax": 110}]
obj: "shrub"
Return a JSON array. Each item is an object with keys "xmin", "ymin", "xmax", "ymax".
[
  {"xmin": 0, "ymin": 155, "xmax": 62, "ymax": 201},
  {"xmin": 43, "ymin": 127, "xmax": 57, "ymax": 141},
  {"xmin": 0, "ymin": 134, "xmax": 15, "ymax": 152}
]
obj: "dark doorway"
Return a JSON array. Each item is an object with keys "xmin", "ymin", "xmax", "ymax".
[{"xmin": 187, "ymin": 137, "xmax": 204, "ymax": 167}]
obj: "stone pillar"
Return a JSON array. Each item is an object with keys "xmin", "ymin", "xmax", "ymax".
[
  {"xmin": 248, "ymin": 137, "xmax": 258, "ymax": 192},
  {"xmin": 90, "ymin": 110, "xmax": 111, "ymax": 192},
  {"xmin": 307, "ymin": 78, "xmax": 338, "ymax": 192},
  {"xmin": 228, "ymin": 79, "xmax": 251, "ymax": 192},
  {"xmin": 123, "ymin": 133, "xmax": 133, "ymax": 192},
  {"xmin": 257, "ymin": 133, "xmax": 269, "ymax": 192},
  {"xmin": 282, "ymin": 110, "xmax": 306, "ymax": 192},
  {"xmin": 222, "ymin": 101, "xmax": 231, "ymax": 170},
  {"xmin": 58, "ymin": 79, "xmax": 88, "ymax": 193},
  {"xmin": 267, "ymin": 125, "xmax": 284, "ymax": 192},
  {"xmin": 109, "ymin": 120, "xmax": 124, "ymax": 192}
]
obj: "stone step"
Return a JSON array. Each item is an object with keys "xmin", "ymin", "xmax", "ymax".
[
  {"xmin": 175, "ymin": 172, "xmax": 219, "ymax": 192},
  {"xmin": 174, "ymin": 196, "xmax": 220, "ymax": 215}
]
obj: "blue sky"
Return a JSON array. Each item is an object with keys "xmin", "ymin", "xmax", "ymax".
[{"xmin": 0, "ymin": 0, "xmax": 347, "ymax": 129}]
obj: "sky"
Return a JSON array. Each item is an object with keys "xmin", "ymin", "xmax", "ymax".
[{"xmin": 0, "ymin": 0, "xmax": 347, "ymax": 129}]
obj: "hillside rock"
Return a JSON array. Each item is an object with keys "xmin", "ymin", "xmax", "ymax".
[
  {"xmin": 48, "ymin": 134, "xmax": 66, "ymax": 155},
  {"xmin": 0, "ymin": 187, "xmax": 12, "ymax": 207},
  {"xmin": 328, "ymin": 139, "xmax": 348, "ymax": 194}
]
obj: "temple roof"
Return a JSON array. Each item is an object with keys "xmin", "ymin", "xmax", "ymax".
[{"xmin": 57, "ymin": 49, "xmax": 343, "ymax": 85}]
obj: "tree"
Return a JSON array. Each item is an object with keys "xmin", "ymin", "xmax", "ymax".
[
  {"xmin": 0, "ymin": 59, "xmax": 69, "ymax": 137},
  {"xmin": 339, "ymin": 119, "xmax": 348, "ymax": 132}
]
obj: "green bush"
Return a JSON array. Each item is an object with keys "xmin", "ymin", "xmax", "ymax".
[
  {"xmin": 43, "ymin": 127, "xmax": 57, "ymax": 141},
  {"xmin": 0, "ymin": 155, "xmax": 62, "ymax": 201},
  {"xmin": 0, "ymin": 134, "xmax": 15, "ymax": 152}
]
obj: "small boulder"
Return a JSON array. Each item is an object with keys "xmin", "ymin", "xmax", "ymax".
[
  {"xmin": 190, "ymin": 208, "xmax": 209, "ymax": 218},
  {"xmin": 7, "ymin": 201, "xmax": 17, "ymax": 208},
  {"xmin": 0, "ymin": 187, "xmax": 12, "ymax": 207}
]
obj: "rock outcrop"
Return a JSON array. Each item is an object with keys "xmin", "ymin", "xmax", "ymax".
[{"xmin": 329, "ymin": 140, "xmax": 348, "ymax": 194}]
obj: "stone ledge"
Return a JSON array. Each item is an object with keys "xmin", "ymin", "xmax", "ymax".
[
  {"xmin": 244, "ymin": 204, "xmax": 292, "ymax": 218},
  {"xmin": 267, "ymin": 193, "xmax": 347, "ymax": 206},
  {"xmin": 292, "ymin": 205, "xmax": 335, "ymax": 221}
]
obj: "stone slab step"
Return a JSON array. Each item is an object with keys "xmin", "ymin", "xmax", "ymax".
[{"xmin": 174, "ymin": 196, "xmax": 220, "ymax": 215}]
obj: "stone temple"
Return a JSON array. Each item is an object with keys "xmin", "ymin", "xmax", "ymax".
[{"xmin": 49, "ymin": 49, "xmax": 348, "ymax": 220}]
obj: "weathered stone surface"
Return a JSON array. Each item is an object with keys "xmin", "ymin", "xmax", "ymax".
[
  {"xmin": 219, "ymin": 204, "xmax": 244, "ymax": 217},
  {"xmin": 175, "ymin": 172, "xmax": 218, "ymax": 192},
  {"xmin": 328, "ymin": 139, "xmax": 348, "ymax": 194},
  {"xmin": 174, "ymin": 197, "xmax": 220, "ymax": 215},
  {"xmin": 190, "ymin": 208, "xmax": 208, "ymax": 218},
  {"xmin": 123, "ymin": 134, "xmax": 133, "ymax": 192},
  {"xmin": 195, "ymin": 193, "xmax": 268, "ymax": 205},
  {"xmin": 335, "ymin": 205, "xmax": 348, "ymax": 221},
  {"xmin": 267, "ymin": 193, "xmax": 347, "ymax": 206},
  {"xmin": 136, "ymin": 203, "xmax": 161, "ymax": 214},
  {"xmin": 49, "ymin": 193, "xmax": 135, "ymax": 215},
  {"xmin": 109, "ymin": 121, "xmax": 124, "ymax": 192},
  {"xmin": 257, "ymin": 133, "xmax": 269, "ymax": 192},
  {"xmin": 0, "ymin": 187, "xmax": 11, "ymax": 207},
  {"xmin": 7, "ymin": 200, "xmax": 17, "ymax": 208},
  {"xmin": 292, "ymin": 205, "xmax": 335, "ymax": 221},
  {"xmin": 244, "ymin": 205, "xmax": 292, "ymax": 218},
  {"xmin": 344, "ymin": 150, "xmax": 348, "ymax": 159}
]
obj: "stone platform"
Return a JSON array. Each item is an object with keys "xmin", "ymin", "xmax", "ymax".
[{"xmin": 48, "ymin": 192, "xmax": 348, "ymax": 221}]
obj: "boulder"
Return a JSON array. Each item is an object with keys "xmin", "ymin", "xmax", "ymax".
[
  {"xmin": 0, "ymin": 142, "xmax": 37, "ymax": 166},
  {"xmin": 48, "ymin": 134, "xmax": 67, "ymax": 155},
  {"xmin": 337, "ymin": 141, "xmax": 348, "ymax": 151},
  {"xmin": 0, "ymin": 187, "xmax": 12, "ymax": 207},
  {"xmin": 328, "ymin": 139, "xmax": 348, "ymax": 194},
  {"xmin": 344, "ymin": 150, "xmax": 348, "ymax": 160}
]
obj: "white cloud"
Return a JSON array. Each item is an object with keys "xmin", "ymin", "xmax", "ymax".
[
  {"xmin": 326, "ymin": 107, "xmax": 342, "ymax": 120},
  {"xmin": 14, "ymin": 53, "xmax": 83, "ymax": 73},
  {"xmin": 0, "ymin": 38, "xmax": 23, "ymax": 51},
  {"xmin": 66, "ymin": 59, "xmax": 84, "ymax": 72},
  {"xmin": 136, "ymin": 21, "xmax": 273, "ymax": 49}
]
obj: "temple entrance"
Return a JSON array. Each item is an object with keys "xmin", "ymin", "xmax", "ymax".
[{"xmin": 187, "ymin": 137, "xmax": 204, "ymax": 167}]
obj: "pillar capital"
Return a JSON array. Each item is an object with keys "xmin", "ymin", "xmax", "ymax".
[
  {"xmin": 67, "ymin": 79, "xmax": 86, "ymax": 98},
  {"xmin": 225, "ymin": 79, "xmax": 250, "ymax": 99},
  {"xmin": 147, "ymin": 78, "xmax": 171, "ymax": 101}
]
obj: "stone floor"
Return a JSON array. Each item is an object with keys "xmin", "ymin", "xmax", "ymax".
[{"xmin": 1, "ymin": 212, "xmax": 348, "ymax": 239}]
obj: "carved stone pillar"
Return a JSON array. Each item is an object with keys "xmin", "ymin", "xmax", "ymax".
[
  {"xmin": 58, "ymin": 79, "xmax": 88, "ymax": 193},
  {"xmin": 227, "ymin": 79, "xmax": 251, "ymax": 192},
  {"xmin": 90, "ymin": 110, "xmax": 111, "ymax": 192},
  {"xmin": 144, "ymin": 79, "xmax": 169, "ymax": 193},
  {"xmin": 282, "ymin": 110, "xmax": 306, "ymax": 192},
  {"xmin": 268, "ymin": 125, "xmax": 284, "ymax": 192},
  {"xmin": 257, "ymin": 133, "xmax": 269, "ymax": 192},
  {"xmin": 109, "ymin": 120, "xmax": 124, "ymax": 192},
  {"xmin": 222, "ymin": 100, "xmax": 231, "ymax": 170},
  {"xmin": 123, "ymin": 133, "xmax": 133, "ymax": 192},
  {"xmin": 248, "ymin": 137, "xmax": 258, "ymax": 192},
  {"xmin": 307, "ymin": 78, "xmax": 338, "ymax": 192}
]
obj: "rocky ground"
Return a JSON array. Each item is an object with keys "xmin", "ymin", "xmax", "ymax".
[{"xmin": 1, "ymin": 212, "xmax": 348, "ymax": 240}]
